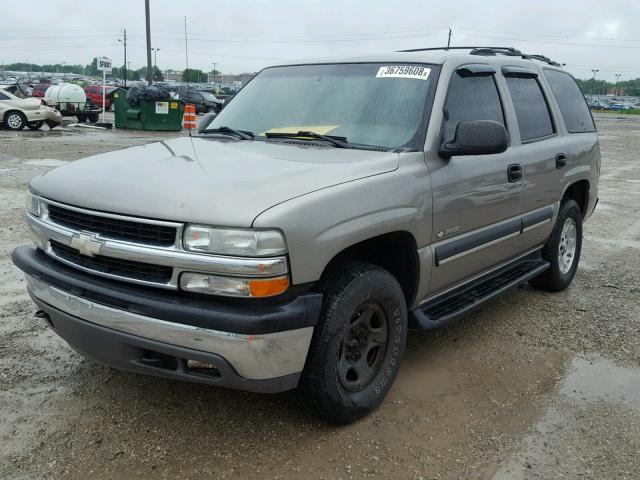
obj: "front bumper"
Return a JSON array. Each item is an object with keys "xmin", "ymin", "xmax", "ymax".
[{"xmin": 13, "ymin": 246, "xmax": 321, "ymax": 392}]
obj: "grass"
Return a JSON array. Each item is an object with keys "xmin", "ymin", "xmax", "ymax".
[{"xmin": 592, "ymin": 108, "xmax": 640, "ymax": 115}]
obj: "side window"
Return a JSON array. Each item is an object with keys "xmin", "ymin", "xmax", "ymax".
[
  {"xmin": 544, "ymin": 69, "xmax": 596, "ymax": 133},
  {"xmin": 505, "ymin": 76, "xmax": 554, "ymax": 141},
  {"xmin": 0, "ymin": 92, "xmax": 9, "ymax": 100},
  {"xmin": 442, "ymin": 73, "xmax": 505, "ymax": 143}
]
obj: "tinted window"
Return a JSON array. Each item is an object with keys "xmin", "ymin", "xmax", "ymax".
[
  {"xmin": 544, "ymin": 70, "xmax": 595, "ymax": 133},
  {"xmin": 0, "ymin": 92, "xmax": 9, "ymax": 100},
  {"xmin": 442, "ymin": 73, "xmax": 504, "ymax": 143},
  {"xmin": 505, "ymin": 76, "xmax": 554, "ymax": 141}
]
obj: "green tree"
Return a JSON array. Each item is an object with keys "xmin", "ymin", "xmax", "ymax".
[
  {"xmin": 153, "ymin": 65, "xmax": 164, "ymax": 81},
  {"xmin": 182, "ymin": 68, "xmax": 206, "ymax": 83}
]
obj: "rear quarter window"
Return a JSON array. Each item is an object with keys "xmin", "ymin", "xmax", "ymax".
[
  {"xmin": 505, "ymin": 76, "xmax": 554, "ymax": 142},
  {"xmin": 543, "ymin": 69, "xmax": 596, "ymax": 133}
]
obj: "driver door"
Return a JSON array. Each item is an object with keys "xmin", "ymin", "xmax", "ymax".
[{"xmin": 426, "ymin": 66, "xmax": 524, "ymax": 294}]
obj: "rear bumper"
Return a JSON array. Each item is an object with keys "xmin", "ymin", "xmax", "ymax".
[{"xmin": 13, "ymin": 246, "xmax": 322, "ymax": 392}]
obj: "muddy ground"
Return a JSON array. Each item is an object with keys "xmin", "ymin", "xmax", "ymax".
[{"xmin": 1, "ymin": 114, "xmax": 639, "ymax": 480}]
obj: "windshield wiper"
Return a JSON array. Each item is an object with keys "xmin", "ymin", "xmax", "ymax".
[
  {"xmin": 264, "ymin": 130, "xmax": 353, "ymax": 149},
  {"xmin": 202, "ymin": 126, "xmax": 254, "ymax": 140}
]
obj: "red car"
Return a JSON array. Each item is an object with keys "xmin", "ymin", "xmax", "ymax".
[
  {"xmin": 31, "ymin": 83, "xmax": 51, "ymax": 98},
  {"xmin": 84, "ymin": 85, "xmax": 117, "ymax": 110}
]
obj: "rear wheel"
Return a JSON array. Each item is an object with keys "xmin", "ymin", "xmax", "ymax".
[
  {"xmin": 299, "ymin": 262, "xmax": 407, "ymax": 424},
  {"xmin": 27, "ymin": 121, "xmax": 44, "ymax": 130},
  {"xmin": 529, "ymin": 199, "xmax": 583, "ymax": 291},
  {"xmin": 88, "ymin": 113, "xmax": 99, "ymax": 123},
  {"xmin": 5, "ymin": 111, "xmax": 26, "ymax": 130}
]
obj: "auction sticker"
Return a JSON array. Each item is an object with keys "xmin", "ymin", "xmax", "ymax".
[{"xmin": 376, "ymin": 65, "xmax": 430, "ymax": 80}]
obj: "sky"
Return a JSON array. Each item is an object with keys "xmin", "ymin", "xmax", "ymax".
[{"xmin": 1, "ymin": 0, "xmax": 639, "ymax": 81}]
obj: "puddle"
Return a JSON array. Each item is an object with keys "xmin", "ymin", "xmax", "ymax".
[
  {"xmin": 492, "ymin": 355, "xmax": 640, "ymax": 479},
  {"xmin": 560, "ymin": 356, "xmax": 640, "ymax": 406},
  {"xmin": 24, "ymin": 159, "xmax": 69, "ymax": 167}
]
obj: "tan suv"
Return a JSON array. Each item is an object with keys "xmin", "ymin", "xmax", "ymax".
[{"xmin": 0, "ymin": 87, "xmax": 62, "ymax": 130}]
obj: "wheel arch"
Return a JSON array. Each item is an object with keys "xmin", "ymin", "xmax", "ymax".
[
  {"xmin": 561, "ymin": 179, "xmax": 590, "ymax": 218},
  {"xmin": 319, "ymin": 230, "xmax": 420, "ymax": 306}
]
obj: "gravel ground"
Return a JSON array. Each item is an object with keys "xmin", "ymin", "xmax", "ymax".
[{"xmin": 0, "ymin": 113, "xmax": 638, "ymax": 479}]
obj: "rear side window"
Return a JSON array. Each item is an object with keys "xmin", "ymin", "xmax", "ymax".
[
  {"xmin": 0, "ymin": 92, "xmax": 9, "ymax": 100},
  {"xmin": 544, "ymin": 70, "xmax": 596, "ymax": 133},
  {"xmin": 442, "ymin": 73, "xmax": 505, "ymax": 143},
  {"xmin": 505, "ymin": 76, "xmax": 554, "ymax": 141}
]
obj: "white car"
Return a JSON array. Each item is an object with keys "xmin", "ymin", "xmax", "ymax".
[{"xmin": 0, "ymin": 87, "xmax": 62, "ymax": 130}]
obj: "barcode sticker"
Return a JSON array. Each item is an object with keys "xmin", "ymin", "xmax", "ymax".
[{"xmin": 376, "ymin": 65, "xmax": 431, "ymax": 80}]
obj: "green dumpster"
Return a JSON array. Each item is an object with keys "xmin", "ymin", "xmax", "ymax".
[{"xmin": 112, "ymin": 88, "xmax": 184, "ymax": 131}]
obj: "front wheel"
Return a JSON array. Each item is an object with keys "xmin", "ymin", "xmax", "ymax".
[
  {"xmin": 529, "ymin": 199, "xmax": 583, "ymax": 292},
  {"xmin": 299, "ymin": 262, "xmax": 407, "ymax": 424}
]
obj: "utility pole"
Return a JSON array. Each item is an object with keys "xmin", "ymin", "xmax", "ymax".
[
  {"xmin": 590, "ymin": 69, "xmax": 599, "ymax": 102},
  {"xmin": 118, "ymin": 29, "xmax": 128, "ymax": 87},
  {"xmin": 615, "ymin": 73, "xmax": 621, "ymax": 96},
  {"xmin": 447, "ymin": 28, "xmax": 452, "ymax": 49},
  {"xmin": 145, "ymin": 0, "xmax": 153, "ymax": 85},
  {"xmin": 212, "ymin": 60, "xmax": 217, "ymax": 84}
]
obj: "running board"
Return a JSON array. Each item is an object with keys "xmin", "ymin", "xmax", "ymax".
[{"xmin": 411, "ymin": 258, "xmax": 549, "ymax": 330}]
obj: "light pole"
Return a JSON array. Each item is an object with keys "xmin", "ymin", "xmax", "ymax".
[
  {"xmin": 61, "ymin": 61, "xmax": 67, "ymax": 81},
  {"xmin": 151, "ymin": 48, "xmax": 160, "ymax": 80},
  {"xmin": 614, "ymin": 73, "xmax": 621, "ymax": 96},
  {"xmin": 590, "ymin": 69, "xmax": 599, "ymax": 102},
  {"xmin": 118, "ymin": 28, "xmax": 127, "ymax": 87},
  {"xmin": 212, "ymin": 60, "xmax": 217, "ymax": 84}
]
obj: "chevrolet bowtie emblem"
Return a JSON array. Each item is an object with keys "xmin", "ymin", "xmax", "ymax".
[{"xmin": 69, "ymin": 232, "xmax": 103, "ymax": 257}]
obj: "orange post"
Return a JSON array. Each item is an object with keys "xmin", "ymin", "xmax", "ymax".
[{"xmin": 182, "ymin": 103, "xmax": 197, "ymax": 129}]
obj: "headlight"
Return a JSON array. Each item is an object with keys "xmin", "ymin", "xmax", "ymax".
[
  {"xmin": 180, "ymin": 272, "xmax": 289, "ymax": 298},
  {"xmin": 26, "ymin": 192, "xmax": 41, "ymax": 217},
  {"xmin": 183, "ymin": 225, "xmax": 287, "ymax": 257}
]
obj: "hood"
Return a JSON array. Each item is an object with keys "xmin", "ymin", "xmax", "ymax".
[{"xmin": 31, "ymin": 136, "xmax": 399, "ymax": 227}]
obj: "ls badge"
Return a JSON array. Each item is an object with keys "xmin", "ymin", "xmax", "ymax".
[{"xmin": 436, "ymin": 226, "xmax": 462, "ymax": 239}]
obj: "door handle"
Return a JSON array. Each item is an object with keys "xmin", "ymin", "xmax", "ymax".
[
  {"xmin": 556, "ymin": 153, "xmax": 567, "ymax": 169},
  {"xmin": 507, "ymin": 163, "xmax": 522, "ymax": 182}
]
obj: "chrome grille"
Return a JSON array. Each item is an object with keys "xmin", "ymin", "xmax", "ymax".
[
  {"xmin": 50, "ymin": 240, "xmax": 173, "ymax": 284},
  {"xmin": 48, "ymin": 204, "xmax": 177, "ymax": 247}
]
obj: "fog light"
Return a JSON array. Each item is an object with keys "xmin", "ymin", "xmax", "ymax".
[{"xmin": 180, "ymin": 272, "xmax": 289, "ymax": 298}]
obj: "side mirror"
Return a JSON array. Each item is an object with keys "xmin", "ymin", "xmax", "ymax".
[
  {"xmin": 439, "ymin": 120, "xmax": 508, "ymax": 158},
  {"xmin": 197, "ymin": 112, "xmax": 217, "ymax": 134}
]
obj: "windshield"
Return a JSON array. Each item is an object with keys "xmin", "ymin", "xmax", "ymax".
[
  {"xmin": 208, "ymin": 63, "xmax": 438, "ymax": 149},
  {"xmin": 201, "ymin": 92, "xmax": 218, "ymax": 101}
]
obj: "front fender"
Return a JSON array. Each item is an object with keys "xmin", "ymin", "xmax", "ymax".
[{"xmin": 252, "ymin": 152, "xmax": 431, "ymax": 285}]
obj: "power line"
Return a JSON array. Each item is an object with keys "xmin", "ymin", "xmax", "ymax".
[
  {"xmin": 127, "ymin": 27, "xmax": 448, "ymax": 39},
  {"xmin": 127, "ymin": 31, "xmax": 447, "ymax": 44},
  {"xmin": 454, "ymin": 31, "xmax": 640, "ymax": 49},
  {"xmin": 458, "ymin": 28, "xmax": 640, "ymax": 43}
]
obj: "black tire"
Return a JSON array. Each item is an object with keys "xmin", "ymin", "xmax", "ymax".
[
  {"xmin": 4, "ymin": 111, "xmax": 27, "ymax": 130},
  {"xmin": 299, "ymin": 262, "xmax": 407, "ymax": 424},
  {"xmin": 88, "ymin": 113, "xmax": 99, "ymax": 123},
  {"xmin": 76, "ymin": 114, "xmax": 87, "ymax": 123},
  {"xmin": 529, "ymin": 199, "xmax": 583, "ymax": 292},
  {"xmin": 27, "ymin": 121, "xmax": 44, "ymax": 130},
  {"xmin": 46, "ymin": 121, "xmax": 58, "ymax": 130}
]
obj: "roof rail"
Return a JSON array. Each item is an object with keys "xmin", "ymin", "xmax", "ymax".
[{"xmin": 397, "ymin": 46, "xmax": 561, "ymax": 67}]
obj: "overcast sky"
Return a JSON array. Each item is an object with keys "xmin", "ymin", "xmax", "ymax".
[{"xmin": 1, "ymin": 0, "xmax": 638, "ymax": 81}]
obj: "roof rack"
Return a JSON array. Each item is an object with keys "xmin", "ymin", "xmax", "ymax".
[{"xmin": 397, "ymin": 46, "xmax": 561, "ymax": 67}]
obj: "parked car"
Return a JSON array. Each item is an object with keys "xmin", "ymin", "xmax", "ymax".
[
  {"xmin": 13, "ymin": 47, "xmax": 599, "ymax": 423},
  {"xmin": 31, "ymin": 83, "xmax": 51, "ymax": 98},
  {"xmin": 84, "ymin": 85, "xmax": 117, "ymax": 111},
  {"xmin": 0, "ymin": 87, "xmax": 62, "ymax": 130},
  {"xmin": 176, "ymin": 89, "xmax": 223, "ymax": 113}
]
